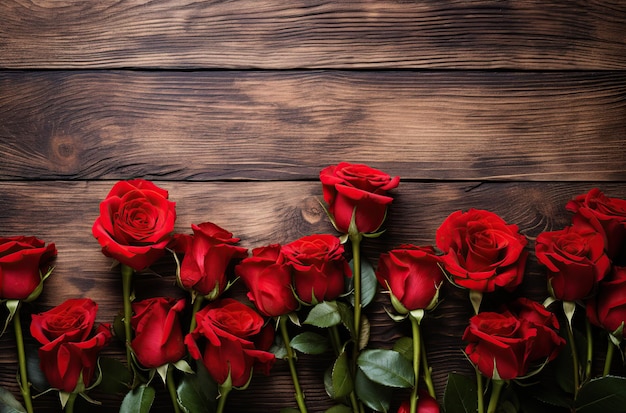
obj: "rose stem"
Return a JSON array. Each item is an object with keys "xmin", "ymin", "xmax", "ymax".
[
  {"xmin": 216, "ymin": 383, "xmax": 232, "ymax": 413},
  {"xmin": 65, "ymin": 393, "xmax": 77, "ymax": 413},
  {"xmin": 189, "ymin": 294, "xmax": 204, "ymax": 334},
  {"xmin": 13, "ymin": 305, "xmax": 34, "ymax": 413},
  {"xmin": 603, "ymin": 338, "xmax": 615, "ymax": 376},
  {"xmin": 409, "ymin": 315, "xmax": 423, "ymax": 413},
  {"xmin": 585, "ymin": 318, "xmax": 593, "ymax": 381},
  {"xmin": 121, "ymin": 264, "xmax": 135, "ymax": 370},
  {"xmin": 420, "ymin": 328, "xmax": 436, "ymax": 398},
  {"xmin": 565, "ymin": 316, "xmax": 580, "ymax": 397},
  {"xmin": 166, "ymin": 365, "xmax": 182, "ymax": 413},
  {"xmin": 279, "ymin": 315, "xmax": 308, "ymax": 413},
  {"xmin": 475, "ymin": 366, "xmax": 484, "ymax": 413},
  {"xmin": 349, "ymin": 232, "xmax": 363, "ymax": 353},
  {"xmin": 486, "ymin": 380, "xmax": 504, "ymax": 413},
  {"xmin": 329, "ymin": 324, "xmax": 362, "ymax": 413}
]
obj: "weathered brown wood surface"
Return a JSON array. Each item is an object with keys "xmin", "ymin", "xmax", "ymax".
[{"xmin": 1, "ymin": 0, "xmax": 625, "ymax": 412}]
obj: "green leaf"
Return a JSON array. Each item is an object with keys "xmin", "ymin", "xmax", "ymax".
[
  {"xmin": 354, "ymin": 368, "xmax": 392, "ymax": 412},
  {"xmin": 0, "ymin": 386, "xmax": 26, "ymax": 413},
  {"xmin": 357, "ymin": 349, "xmax": 414, "ymax": 388},
  {"xmin": 336, "ymin": 301, "xmax": 355, "ymax": 339},
  {"xmin": 304, "ymin": 301, "xmax": 341, "ymax": 328},
  {"xmin": 119, "ymin": 384, "xmax": 155, "ymax": 413},
  {"xmin": 331, "ymin": 351, "xmax": 353, "ymax": 399},
  {"xmin": 576, "ymin": 376, "xmax": 626, "ymax": 413},
  {"xmin": 94, "ymin": 357, "xmax": 132, "ymax": 394},
  {"xmin": 325, "ymin": 405, "xmax": 353, "ymax": 413},
  {"xmin": 290, "ymin": 332, "xmax": 329, "ymax": 355},
  {"xmin": 443, "ymin": 373, "xmax": 478, "ymax": 413},
  {"xmin": 24, "ymin": 339, "xmax": 48, "ymax": 392},
  {"xmin": 392, "ymin": 336, "xmax": 414, "ymax": 361},
  {"xmin": 347, "ymin": 259, "xmax": 378, "ymax": 309},
  {"xmin": 177, "ymin": 361, "xmax": 217, "ymax": 413}
]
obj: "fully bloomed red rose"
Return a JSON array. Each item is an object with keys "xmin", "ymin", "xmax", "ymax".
[
  {"xmin": 178, "ymin": 222, "xmax": 248, "ymax": 300},
  {"xmin": 320, "ymin": 162, "xmax": 400, "ymax": 234},
  {"xmin": 436, "ymin": 209, "xmax": 528, "ymax": 293},
  {"xmin": 535, "ymin": 215, "xmax": 611, "ymax": 301},
  {"xmin": 586, "ymin": 266, "xmax": 626, "ymax": 337},
  {"xmin": 376, "ymin": 245, "xmax": 443, "ymax": 313},
  {"xmin": 0, "ymin": 236, "xmax": 56, "ymax": 301},
  {"xmin": 30, "ymin": 298, "xmax": 112, "ymax": 393},
  {"xmin": 566, "ymin": 188, "xmax": 626, "ymax": 263},
  {"xmin": 281, "ymin": 234, "xmax": 351, "ymax": 304},
  {"xmin": 92, "ymin": 179, "xmax": 176, "ymax": 271},
  {"xmin": 397, "ymin": 392, "xmax": 440, "ymax": 413},
  {"xmin": 185, "ymin": 298, "xmax": 275, "ymax": 387},
  {"xmin": 131, "ymin": 297, "xmax": 186, "ymax": 369},
  {"xmin": 463, "ymin": 298, "xmax": 564, "ymax": 380},
  {"xmin": 235, "ymin": 244, "xmax": 298, "ymax": 317}
]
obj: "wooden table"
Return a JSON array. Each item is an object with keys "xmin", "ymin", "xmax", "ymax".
[{"xmin": 1, "ymin": 1, "xmax": 625, "ymax": 412}]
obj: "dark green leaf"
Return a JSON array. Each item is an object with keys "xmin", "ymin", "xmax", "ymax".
[
  {"xmin": 357, "ymin": 349, "xmax": 414, "ymax": 388},
  {"xmin": 354, "ymin": 368, "xmax": 391, "ymax": 412},
  {"xmin": 94, "ymin": 357, "xmax": 132, "ymax": 394},
  {"xmin": 24, "ymin": 338, "xmax": 48, "ymax": 392},
  {"xmin": 177, "ymin": 362, "xmax": 217, "ymax": 413},
  {"xmin": 304, "ymin": 301, "xmax": 341, "ymax": 328},
  {"xmin": 359, "ymin": 259, "xmax": 378, "ymax": 308},
  {"xmin": 325, "ymin": 405, "xmax": 352, "ymax": 413},
  {"xmin": 0, "ymin": 386, "xmax": 26, "ymax": 413},
  {"xmin": 336, "ymin": 301, "xmax": 355, "ymax": 339},
  {"xmin": 576, "ymin": 376, "xmax": 626, "ymax": 413},
  {"xmin": 392, "ymin": 337, "xmax": 414, "ymax": 361},
  {"xmin": 331, "ymin": 351, "xmax": 353, "ymax": 399},
  {"xmin": 443, "ymin": 373, "xmax": 478, "ymax": 413},
  {"xmin": 290, "ymin": 332, "xmax": 329, "ymax": 355},
  {"xmin": 119, "ymin": 384, "xmax": 155, "ymax": 413}
]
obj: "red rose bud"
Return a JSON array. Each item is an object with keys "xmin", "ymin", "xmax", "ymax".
[
  {"xmin": 397, "ymin": 391, "xmax": 441, "ymax": 413},
  {"xmin": 463, "ymin": 298, "xmax": 564, "ymax": 380},
  {"xmin": 436, "ymin": 209, "xmax": 528, "ymax": 293},
  {"xmin": 185, "ymin": 298, "xmax": 275, "ymax": 387},
  {"xmin": 131, "ymin": 297, "xmax": 187, "ymax": 369},
  {"xmin": 92, "ymin": 179, "xmax": 176, "ymax": 271},
  {"xmin": 535, "ymin": 215, "xmax": 611, "ymax": 301},
  {"xmin": 235, "ymin": 244, "xmax": 298, "ymax": 317},
  {"xmin": 30, "ymin": 298, "xmax": 112, "ymax": 393},
  {"xmin": 587, "ymin": 266, "xmax": 626, "ymax": 339},
  {"xmin": 282, "ymin": 234, "xmax": 351, "ymax": 304},
  {"xmin": 320, "ymin": 162, "xmax": 399, "ymax": 234},
  {"xmin": 0, "ymin": 236, "xmax": 56, "ymax": 301},
  {"xmin": 566, "ymin": 188, "xmax": 626, "ymax": 263},
  {"xmin": 376, "ymin": 245, "xmax": 443, "ymax": 313},
  {"xmin": 178, "ymin": 222, "xmax": 248, "ymax": 300}
]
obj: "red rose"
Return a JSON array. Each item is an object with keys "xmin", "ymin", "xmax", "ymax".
[
  {"xmin": 436, "ymin": 209, "xmax": 528, "ymax": 293},
  {"xmin": 535, "ymin": 215, "xmax": 611, "ymax": 301},
  {"xmin": 30, "ymin": 298, "xmax": 112, "ymax": 393},
  {"xmin": 586, "ymin": 266, "xmax": 626, "ymax": 337},
  {"xmin": 566, "ymin": 188, "xmax": 626, "ymax": 262},
  {"xmin": 281, "ymin": 234, "xmax": 351, "ymax": 304},
  {"xmin": 235, "ymin": 244, "xmax": 298, "ymax": 317},
  {"xmin": 463, "ymin": 299, "xmax": 564, "ymax": 380},
  {"xmin": 131, "ymin": 297, "xmax": 186, "ymax": 369},
  {"xmin": 397, "ymin": 392, "xmax": 440, "ymax": 413},
  {"xmin": 376, "ymin": 245, "xmax": 443, "ymax": 313},
  {"xmin": 178, "ymin": 222, "xmax": 248, "ymax": 300},
  {"xmin": 92, "ymin": 179, "xmax": 176, "ymax": 271},
  {"xmin": 0, "ymin": 236, "xmax": 56, "ymax": 301},
  {"xmin": 185, "ymin": 298, "xmax": 275, "ymax": 387},
  {"xmin": 320, "ymin": 162, "xmax": 400, "ymax": 234}
]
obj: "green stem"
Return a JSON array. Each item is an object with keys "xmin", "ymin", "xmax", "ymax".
[
  {"xmin": 409, "ymin": 315, "xmax": 422, "ymax": 413},
  {"xmin": 603, "ymin": 339, "xmax": 615, "ymax": 376},
  {"xmin": 486, "ymin": 380, "xmax": 504, "ymax": 413},
  {"xmin": 189, "ymin": 294, "xmax": 204, "ymax": 334},
  {"xmin": 166, "ymin": 365, "xmax": 182, "ymax": 413},
  {"xmin": 329, "ymin": 325, "xmax": 342, "ymax": 356},
  {"xmin": 585, "ymin": 318, "xmax": 593, "ymax": 382},
  {"xmin": 216, "ymin": 383, "xmax": 232, "ymax": 413},
  {"xmin": 13, "ymin": 307, "xmax": 34, "ymax": 413},
  {"xmin": 350, "ymin": 233, "xmax": 363, "ymax": 350},
  {"xmin": 565, "ymin": 319, "xmax": 580, "ymax": 398},
  {"xmin": 420, "ymin": 329, "xmax": 436, "ymax": 399},
  {"xmin": 279, "ymin": 316, "xmax": 308, "ymax": 413},
  {"xmin": 65, "ymin": 393, "xmax": 77, "ymax": 413},
  {"xmin": 475, "ymin": 367, "xmax": 485, "ymax": 413},
  {"xmin": 121, "ymin": 264, "xmax": 135, "ymax": 370}
]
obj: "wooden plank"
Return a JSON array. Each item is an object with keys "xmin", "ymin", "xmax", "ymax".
[
  {"xmin": 1, "ymin": 1, "xmax": 625, "ymax": 70},
  {"xmin": 1, "ymin": 71, "xmax": 625, "ymax": 182},
  {"xmin": 1, "ymin": 180, "xmax": 625, "ymax": 412}
]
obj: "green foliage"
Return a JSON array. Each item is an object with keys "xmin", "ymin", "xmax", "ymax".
[
  {"xmin": 357, "ymin": 349, "xmax": 414, "ymax": 388},
  {"xmin": 304, "ymin": 301, "xmax": 342, "ymax": 328},
  {"xmin": 94, "ymin": 357, "xmax": 132, "ymax": 394},
  {"xmin": 576, "ymin": 376, "xmax": 626, "ymax": 413},
  {"xmin": 443, "ymin": 373, "xmax": 478, "ymax": 413},
  {"xmin": 290, "ymin": 332, "xmax": 329, "ymax": 355},
  {"xmin": 119, "ymin": 384, "xmax": 155, "ymax": 413},
  {"xmin": 354, "ymin": 368, "xmax": 392, "ymax": 412},
  {"xmin": 0, "ymin": 386, "xmax": 26, "ymax": 413}
]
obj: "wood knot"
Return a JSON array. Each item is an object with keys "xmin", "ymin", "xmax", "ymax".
[
  {"xmin": 49, "ymin": 134, "xmax": 80, "ymax": 173},
  {"xmin": 300, "ymin": 196, "xmax": 325, "ymax": 224}
]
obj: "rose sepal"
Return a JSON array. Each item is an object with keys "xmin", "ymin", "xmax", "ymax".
[
  {"xmin": 609, "ymin": 322, "xmax": 624, "ymax": 348},
  {"xmin": 1, "ymin": 299, "xmax": 19, "ymax": 336},
  {"xmin": 23, "ymin": 266, "xmax": 55, "ymax": 303}
]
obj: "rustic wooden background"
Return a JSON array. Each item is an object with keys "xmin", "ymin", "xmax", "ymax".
[{"xmin": 1, "ymin": 1, "xmax": 625, "ymax": 412}]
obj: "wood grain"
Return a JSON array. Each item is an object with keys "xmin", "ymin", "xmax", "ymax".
[
  {"xmin": 1, "ymin": 71, "xmax": 625, "ymax": 182},
  {"xmin": 1, "ymin": 180, "xmax": 625, "ymax": 412},
  {"xmin": 1, "ymin": 0, "xmax": 625, "ymax": 70}
]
